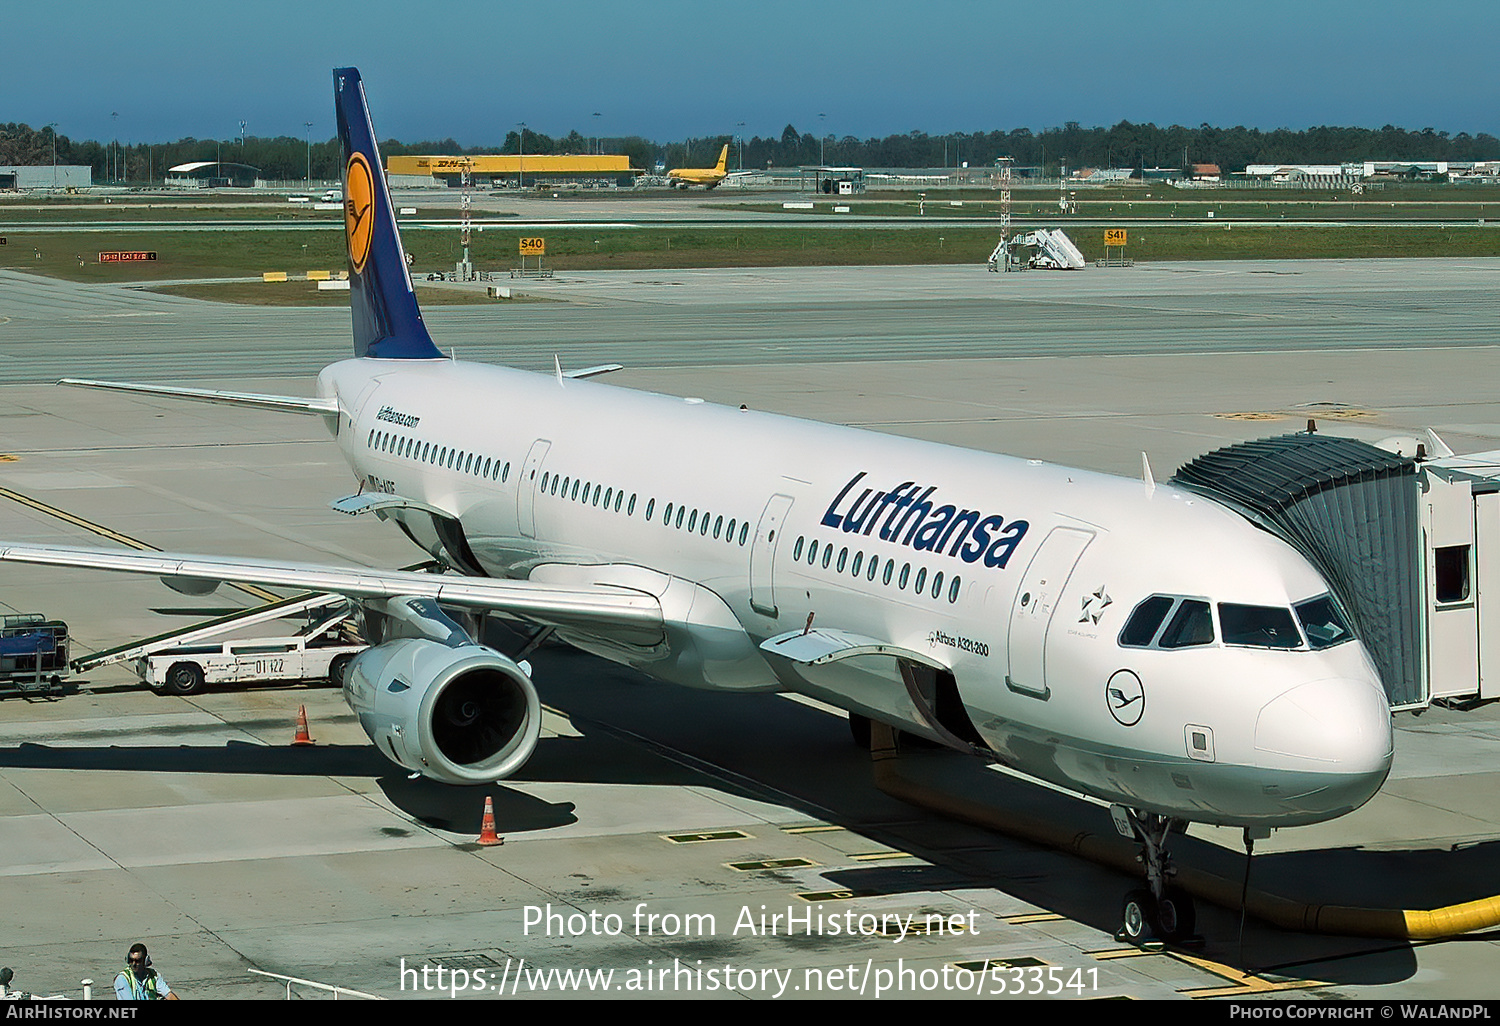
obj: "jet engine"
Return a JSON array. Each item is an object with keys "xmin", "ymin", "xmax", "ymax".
[{"xmin": 343, "ymin": 638, "xmax": 541, "ymax": 785}]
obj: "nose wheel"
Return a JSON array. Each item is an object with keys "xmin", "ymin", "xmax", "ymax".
[{"xmin": 1111, "ymin": 806, "xmax": 1200, "ymax": 946}]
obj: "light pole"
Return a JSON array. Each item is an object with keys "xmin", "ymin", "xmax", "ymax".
[
  {"xmin": 737, "ymin": 121, "xmax": 745, "ymax": 170},
  {"xmin": 110, "ymin": 111, "xmax": 118, "ymax": 182},
  {"xmin": 592, "ymin": 112, "xmax": 600, "ymax": 154},
  {"xmin": 304, "ymin": 122, "xmax": 313, "ymax": 183},
  {"xmin": 818, "ymin": 112, "xmax": 826, "ymax": 165},
  {"xmin": 517, "ymin": 122, "xmax": 526, "ymax": 188},
  {"xmin": 44, "ymin": 123, "xmax": 57, "ymax": 189}
]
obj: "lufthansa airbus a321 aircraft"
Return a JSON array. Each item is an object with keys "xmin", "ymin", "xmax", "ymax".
[{"xmin": 0, "ymin": 69, "xmax": 1393, "ymax": 944}]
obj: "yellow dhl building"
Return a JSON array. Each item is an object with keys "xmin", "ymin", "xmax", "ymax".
[{"xmin": 386, "ymin": 154, "xmax": 636, "ymax": 186}]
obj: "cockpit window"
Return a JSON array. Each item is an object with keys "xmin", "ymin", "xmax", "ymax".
[
  {"xmin": 1158, "ymin": 600, "xmax": 1215, "ymax": 649},
  {"xmin": 1120, "ymin": 595, "xmax": 1174, "ymax": 647},
  {"xmin": 1294, "ymin": 595, "xmax": 1355, "ymax": 650},
  {"xmin": 1219, "ymin": 603, "xmax": 1301, "ymax": 649}
]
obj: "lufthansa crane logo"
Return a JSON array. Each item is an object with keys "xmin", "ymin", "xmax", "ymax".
[
  {"xmin": 1106, "ymin": 669, "xmax": 1145, "ymax": 727},
  {"xmin": 344, "ymin": 152, "xmax": 375, "ymax": 275}
]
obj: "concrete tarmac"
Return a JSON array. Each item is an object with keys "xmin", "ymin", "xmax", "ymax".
[{"xmin": 0, "ymin": 260, "xmax": 1499, "ymax": 1000}]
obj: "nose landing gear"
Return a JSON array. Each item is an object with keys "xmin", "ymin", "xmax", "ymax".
[{"xmin": 1111, "ymin": 806, "xmax": 1200, "ymax": 946}]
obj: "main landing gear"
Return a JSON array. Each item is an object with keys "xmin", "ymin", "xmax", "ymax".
[{"xmin": 1111, "ymin": 806, "xmax": 1200, "ymax": 946}]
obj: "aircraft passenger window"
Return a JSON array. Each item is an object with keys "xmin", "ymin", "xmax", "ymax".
[
  {"xmin": 726, "ymin": 518, "xmax": 736, "ymax": 542},
  {"xmin": 949, "ymin": 576, "xmax": 961, "ymax": 603},
  {"xmin": 932, "ymin": 571, "xmax": 944, "ymax": 599},
  {"xmin": 1435, "ymin": 545, "xmax": 1471, "ymax": 603},
  {"xmin": 689, "ymin": 510, "xmax": 698, "ymax": 532},
  {"xmin": 615, "ymin": 491, "xmax": 623, "ymax": 513},
  {"xmin": 700, "ymin": 515, "xmax": 709, "ymax": 536},
  {"xmin": 581, "ymin": 481, "xmax": 591, "ymax": 501},
  {"xmin": 424, "ymin": 443, "xmax": 433, "ymax": 462},
  {"xmin": 367, "ymin": 430, "xmax": 374, "ymax": 447},
  {"xmin": 1219, "ymin": 603, "xmax": 1301, "ymax": 650},
  {"xmin": 794, "ymin": 537, "xmax": 805, "ymax": 561},
  {"xmin": 663, "ymin": 502, "xmax": 673, "ymax": 524},
  {"xmin": 541, "ymin": 472, "xmax": 549, "ymax": 492},
  {"xmin": 646, "ymin": 499, "xmax": 655, "ymax": 521},
  {"xmin": 833, "ymin": 548, "xmax": 845, "ymax": 573},
  {"xmin": 465, "ymin": 454, "xmax": 474, "ymax": 474},
  {"xmin": 1294, "ymin": 595, "xmax": 1354, "ymax": 649},
  {"xmin": 807, "ymin": 540, "xmax": 818, "ymax": 564},
  {"xmin": 1120, "ymin": 596, "xmax": 1174, "ymax": 647},
  {"xmin": 822, "ymin": 546, "xmax": 833, "ymax": 569},
  {"xmin": 899, "ymin": 564, "xmax": 910, "ymax": 589},
  {"xmin": 739, "ymin": 523, "xmax": 749, "ymax": 546},
  {"xmin": 502, "ymin": 462, "xmax": 510, "ymax": 482},
  {"xmin": 883, "ymin": 561, "xmax": 894, "ymax": 586},
  {"xmin": 851, "ymin": 552, "xmax": 863, "ymax": 577},
  {"xmin": 483, "ymin": 458, "xmax": 492, "ymax": 477},
  {"xmin": 627, "ymin": 494, "xmax": 635, "ymax": 515},
  {"xmin": 713, "ymin": 516, "xmax": 723, "ymax": 539},
  {"xmin": 1158, "ymin": 600, "xmax": 1215, "ymax": 649},
  {"xmin": 915, "ymin": 568, "xmax": 927, "ymax": 594},
  {"xmin": 670, "ymin": 506, "xmax": 680, "ymax": 529},
  {"xmin": 604, "ymin": 488, "xmax": 613, "ymax": 508},
  {"xmin": 572, "ymin": 480, "xmax": 581, "ymax": 501},
  {"xmin": 867, "ymin": 555, "xmax": 879, "ymax": 581}
]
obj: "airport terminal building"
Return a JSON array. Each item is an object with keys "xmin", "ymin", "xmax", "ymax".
[{"xmin": 386, "ymin": 154, "xmax": 637, "ymax": 189}]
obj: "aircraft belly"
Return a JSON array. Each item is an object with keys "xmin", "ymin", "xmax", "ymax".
[{"xmin": 976, "ymin": 716, "xmax": 1372, "ymax": 827}]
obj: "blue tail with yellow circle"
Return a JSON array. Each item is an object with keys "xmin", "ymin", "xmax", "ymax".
[{"xmin": 333, "ymin": 67, "xmax": 443, "ymax": 360}]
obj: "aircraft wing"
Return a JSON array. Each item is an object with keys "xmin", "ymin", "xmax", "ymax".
[
  {"xmin": 60, "ymin": 378, "xmax": 340, "ymax": 416},
  {"xmin": 0, "ymin": 542, "xmax": 662, "ymax": 636}
]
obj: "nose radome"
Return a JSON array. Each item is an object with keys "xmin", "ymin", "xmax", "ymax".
[{"xmin": 1255, "ymin": 676, "xmax": 1394, "ymax": 774}]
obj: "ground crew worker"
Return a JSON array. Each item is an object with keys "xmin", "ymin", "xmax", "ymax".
[{"xmin": 113, "ymin": 943, "xmax": 179, "ymax": 1000}]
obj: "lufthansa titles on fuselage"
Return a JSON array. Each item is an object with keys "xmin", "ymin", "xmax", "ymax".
[
  {"xmin": 376, "ymin": 405, "xmax": 422, "ymax": 429},
  {"xmin": 820, "ymin": 472, "xmax": 1029, "ymax": 569}
]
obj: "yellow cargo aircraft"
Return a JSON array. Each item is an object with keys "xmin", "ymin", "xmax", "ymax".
[{"xmin": 666, "ymin": 144, "xmax": 730, "ymax": 189}]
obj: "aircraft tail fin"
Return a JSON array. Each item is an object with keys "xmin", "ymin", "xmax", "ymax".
[
  {"xmin": 715, "ymin": 144, "xmax": 728, "ymax": 173},
  {"xmin": 333, "ymin": 67, "xmax": 443, "ymax": 360}
]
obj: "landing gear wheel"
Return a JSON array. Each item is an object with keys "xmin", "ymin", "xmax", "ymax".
[
  {"xmin": 164, "ymin": 661, "xmax": 205, "ymax": 696},
  {"xmin": 1156, "ymin": 890, "xmax": 1196, "ymax": 943},
  {"xmin": 328, "ymin": 654, "xmax": 353, "ymax": 688},
  {"xmin": 1120, "ymin": 889, "xmax": 1156, "ymax": 944}
]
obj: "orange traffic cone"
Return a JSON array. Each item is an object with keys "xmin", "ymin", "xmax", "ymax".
[
  {"xmin": 292, "ymin": 705, "xmax": 315, "ymax": 746},
  {"xmin": 476, "ymin": 796, "xmax": 503, "ymax": 846}
]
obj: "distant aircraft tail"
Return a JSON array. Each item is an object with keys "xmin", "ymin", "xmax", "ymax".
[
  {"xmin": 333, "ymin": 67, "xmax": 443, "ymax": 360},
  {"xmin": 715, "ymin": 144, "xmax": 728, "ymax": 173}
]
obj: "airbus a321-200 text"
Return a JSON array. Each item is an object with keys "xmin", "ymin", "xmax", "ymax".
[{"xmin": 0, "ymin": 68, "xmax": 1393, "ymax": 945}]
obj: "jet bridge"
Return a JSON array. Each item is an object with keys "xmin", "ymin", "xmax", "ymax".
[{"xmin": 1173, "ymin": 431, "xmax": 1500, "ymax": 710}]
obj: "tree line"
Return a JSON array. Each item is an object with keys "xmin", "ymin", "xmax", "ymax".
[{"xmin": 1, "ymin": 119, "xmax": 1495, "ymax": 182}]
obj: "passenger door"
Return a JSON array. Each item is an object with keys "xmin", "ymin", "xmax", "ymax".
[{"xmin": 1006, "ymin": 526, "xmax": 1094, "ymax": 698}]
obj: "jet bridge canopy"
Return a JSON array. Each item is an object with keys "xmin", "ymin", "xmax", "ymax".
[{"xmin": 1172, "ymin": 433, "xmax": 1421, "ymax": 707}]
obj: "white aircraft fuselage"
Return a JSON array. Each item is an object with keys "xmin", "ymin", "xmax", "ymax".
[{"xmin": 322, "ymin": 356, "xmax": 1394, "ymax": 829}]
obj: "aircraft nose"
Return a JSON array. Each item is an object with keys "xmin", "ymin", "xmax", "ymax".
[{"xmin": 1255, "ymin": 676, "xmax": 1394, "ymax": 777}]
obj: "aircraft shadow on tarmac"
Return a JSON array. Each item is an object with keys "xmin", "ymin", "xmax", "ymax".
[{"xmin": 10, "ymin": 642, "xmax": 1500, "ymax": 983}]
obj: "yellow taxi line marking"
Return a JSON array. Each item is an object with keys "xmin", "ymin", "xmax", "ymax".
[{"xmin": 0, "ymin": 484, "xmax": 282, "ymax": 603}]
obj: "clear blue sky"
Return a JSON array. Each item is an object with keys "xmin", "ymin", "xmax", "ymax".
[{"xmin": 8, "ymin": 0, "xmax": 1497, "ymax": 147}]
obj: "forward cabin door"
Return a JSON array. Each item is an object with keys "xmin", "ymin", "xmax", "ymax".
[{"xmin": 1006, "ymin": 526, "xmax": 1094, "ymax": 698}]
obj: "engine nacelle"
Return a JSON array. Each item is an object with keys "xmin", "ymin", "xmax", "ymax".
[{"xmin": 342, "ymin": 638, "xmax": 541, "ymax": 785}]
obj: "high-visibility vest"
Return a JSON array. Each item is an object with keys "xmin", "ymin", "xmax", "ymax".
[{"xmin": 116, "ymin": 969, "xmax": 161, "ymax": 1000}]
